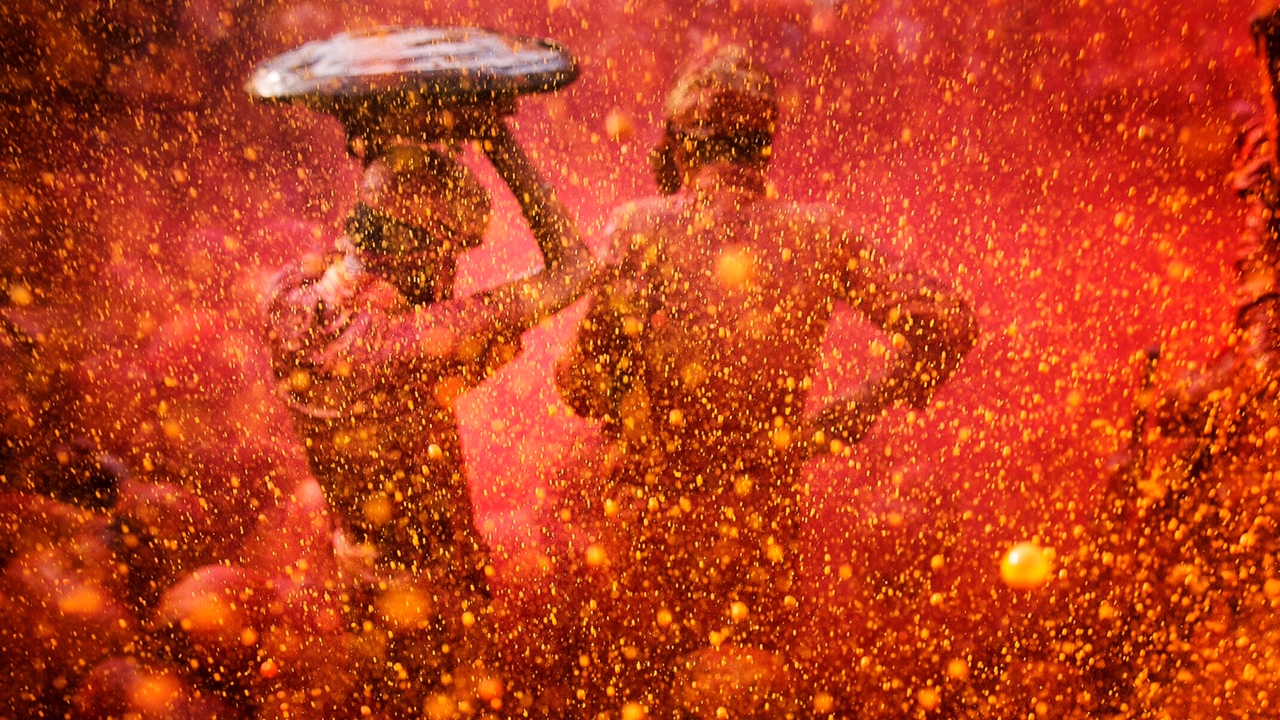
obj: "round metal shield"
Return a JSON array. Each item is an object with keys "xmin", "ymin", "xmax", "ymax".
[{"xmin": 246, "ymin": 26, "xmax": 578, "ymax": 104}]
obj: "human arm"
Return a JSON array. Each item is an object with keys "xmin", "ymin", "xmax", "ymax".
[
  {"xmin": 385, "ymin": 120, "xmax": 599, "ymax": 382},
  {"xmin": 555, "ymin": 208, "xmax": 655, "ymax": 434},
  {"xmin": 1231, "ymin": 119, "xmax": 1280, "ymax": 302},
  {"xmin": 481, "ymin": 120, "xmax": 595, "ymax": 287},
  {"xmin": 555, "ymin": 281, "xmax": 643, "ymax": 422},
  {"xmin": 384, "ymin": 117, "xmax": 596, "ymax": 341},
  {"xmin": 324, "ymin": 121, "xmax": 596, "ymax": 377},
  {"xmin": 804, "ymin": 235, "xmax": 978, "ymax": 454}
]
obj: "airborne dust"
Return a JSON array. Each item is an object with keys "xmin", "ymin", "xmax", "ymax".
[{"xmin": 0, "ymin": 1, "xmax": 1274, "ymax": 719}]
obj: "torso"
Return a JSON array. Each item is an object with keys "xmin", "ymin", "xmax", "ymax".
[
  {"xmin": 263, "ymin": 250, "xmax": 481, "ymax": 574},
  {"xmin": 609, "ymin": 176, "xmax": 850, "ymax": 475}
]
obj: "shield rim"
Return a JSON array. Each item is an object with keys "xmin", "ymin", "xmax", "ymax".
[{"xmin": 246, "ymin": 25, "xmax": 579, "ymax": 103}]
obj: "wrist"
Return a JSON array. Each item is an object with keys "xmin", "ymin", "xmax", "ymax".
[
  {"xmin": 864, "ymin": 377, "xmax": 900, "ymax": 410},
  {"xmin": 478, "ymin": 124, "xmax": 516, "ymax": 155}
]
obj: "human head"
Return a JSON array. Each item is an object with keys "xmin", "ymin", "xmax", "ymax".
[
  {"xmin": 346, "ymin": 144, "xmax": 491, "ymax": 303},
  {"xmin": 651, "ymin": 45, "xmax": 778, "ymax": 194}
]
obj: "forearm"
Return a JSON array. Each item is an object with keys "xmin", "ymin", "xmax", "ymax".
[{"xmin": 482, "ymin": 127, "xmax": 590, "ymax": 270}]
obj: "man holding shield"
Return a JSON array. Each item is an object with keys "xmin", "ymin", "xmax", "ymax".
[{"xmin": 257, "ymin": 28, "xmax": 594, "ymax": 717}]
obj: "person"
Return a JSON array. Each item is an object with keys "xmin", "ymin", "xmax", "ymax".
[
  {"xmin": 554, "ymin": 45, "xmax": 977, "ymax": 717},
  {"xmin": 263, "ymin": 117, "xmax": 595, "ymax": 717},
  {"xmin": 1152, "ymin": 106, "xmax": 1280, "ymax": 489},
  {"xmin": 1084, "ymin": 97, "xmax": 1280, "ymax": 720},
  {"xmin": 1148, "ymin": 110, "xmax": 1280, "ymax": 566}
]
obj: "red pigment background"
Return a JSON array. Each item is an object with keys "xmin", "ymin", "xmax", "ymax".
[{"xmin": 1, "ymin": 0, "xmax": 1263, "ymax": 689}]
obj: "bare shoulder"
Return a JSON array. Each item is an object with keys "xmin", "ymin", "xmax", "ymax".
[
  {"xmin": 261, "ymin": 252, "xmax": 348, "ymax": 350},
  {"xmin": 602, "ymin": 196, "xmax": 682, "ymax": 263},
  {"xmin": 609, "ymin": 196, "xmax": 678, "ymax": 227},
  {"xmin": 779, "ymin": 199, "xmax": 839, "ymax": 223},
  {"xmin": 266, "ymin": 252, "xmax": 333, "ymax": 298},
  {"xmin": 774, "ymin": 200, "xmax": 864, "ymax": 262}
]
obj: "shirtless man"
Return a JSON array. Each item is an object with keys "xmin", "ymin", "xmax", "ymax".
[
  {"xmin": 264, "ymin": 119, "xmax": 594, "ymax": 716},
  {"xmin": 555, "ymin": 46, "xmax": 976, "ymax": 717}
]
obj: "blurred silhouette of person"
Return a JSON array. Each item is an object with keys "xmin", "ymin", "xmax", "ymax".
[
  {"xmin": 1091, "ymin": 14, "xmax": 1280, "ymax": 715},
  {"xmin": 555, "ymin": 45, "xmax": 977, "ymax": 718},
  {"xmin": 1150, "ymin": 120, "xmax": 1280, "ymax": 560},
  {"xmin": 1227, "ymin": 117, "xmax": 1280, "ymax": 305},
  {"xmin": 264, "ymin": 117, "xmax": 594, "ymax": 716},
  {"xmin": 1154, "ymin": 85, "xmax": 1280, "ymax": 482}
]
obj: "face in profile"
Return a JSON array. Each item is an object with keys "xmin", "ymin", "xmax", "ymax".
[
  {"xmin": 346, "ymin": 204, "xmax": 477, "ymax": 305},
  {"xmin": 350, "ymin": 145, "xmax": 492, "ymax": 304}
]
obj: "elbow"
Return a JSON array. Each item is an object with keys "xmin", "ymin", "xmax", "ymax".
[
  {"xmin": 555, "ymin": 353, "xmax": 609, "ymax": 419},
  {"xmin": 519, "ymin": 260, "xmax": 600, "ymax": 328},
  {"xmin": 934, "ymin": 303, "xmax": 980, "ymax": 383},
  {"xmin": 951, "ymin": 302, "xmax": 980, "ymax": 361},
  {"xmin": 927, "ymin": 294, "xmax": 979, "ymax": 360},
  {"xmin": 897, "ymin": 305, "xmax": 979, "ymax": 407},
  {"xmin": 559, "ymin": 252, "xmax": 602, "ymax": 294}
]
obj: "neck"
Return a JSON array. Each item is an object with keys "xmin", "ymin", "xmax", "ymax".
[
  {"xmin": 349, "ymin": 244, "xmax": 456, "ymax": 306},
  {"xmin": 686, "ymin": 161, "xmax": 767, "ymax": 196}
]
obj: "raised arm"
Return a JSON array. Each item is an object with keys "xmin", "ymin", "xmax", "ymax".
[
  {"xmin": 400, "ymin": 122, "xmax": 599, "ymax": 371},
  {"xmin": 322, "ymin": 122, "xmax": 596, "ymax": 377},
  {"xmin": 449, "ymin": 119, "xmax": 597, "ymax": 338},
  {"xmin": 482, "ymin": 122, "xmax": 594, "ymax": 280},
  {"xmin": 806, "ymin": 233, "xmax": 978, "ymax": 452}
]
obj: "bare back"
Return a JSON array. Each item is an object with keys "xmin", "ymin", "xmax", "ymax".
[
  {"xmin": 633, "ymin": 190, "xmax": 842, "ymax": 463},
  {"xmin": 562, "ymin": 165, "xmax": 975, "ymax": 480}
]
